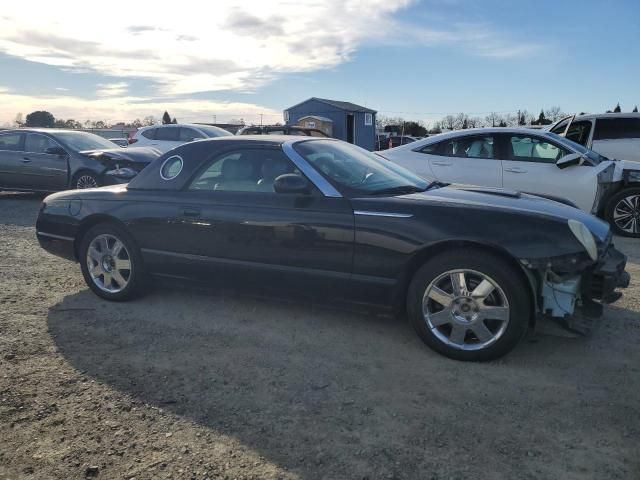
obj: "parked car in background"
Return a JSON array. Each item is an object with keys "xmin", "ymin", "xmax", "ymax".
[
  {"xmin": 0, "ymin": 129, "xmax": 161, "ymax": 191},
  {"xmin": 549, "ymin": 113, "xmax": 640, "ymax": 162},
  {"xmin": 381, "ymin": 128, "xmax": 640, "ymax": 237},
  {"xmin": 36, "ymin": 136, "xmax": 628, "ymax": 361},
  {"xmin": 377, "ymin": 135, "xmax": 418, "ymax": 151},
  {"xmin": 108, "ymin": 138, "xmax": 129, "ymax": 148},
  {"xmin": 130, "ymin": 123, "xmax": 232, "ymax": 152},
  {"xmin": 236, "ymin": 125, "xmax": 329, "ymax": 137}
]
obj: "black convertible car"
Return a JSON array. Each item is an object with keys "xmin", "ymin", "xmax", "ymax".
[
  {"xmin": 36, "ymin": 136, "xmax": 629, "ymax": 360},
  {"xmin": 0, "ymin": 128, "xmax": 160, "ymax": 191}
]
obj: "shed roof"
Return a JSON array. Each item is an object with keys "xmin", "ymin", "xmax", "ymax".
[{"xmin": 287, "ymin": 97, "xmax": 376, "ymax": 114}]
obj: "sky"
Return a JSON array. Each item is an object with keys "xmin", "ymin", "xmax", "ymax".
[{"xmin": 0, "ymin": 0, "xmax": 639, "ymax": 127}]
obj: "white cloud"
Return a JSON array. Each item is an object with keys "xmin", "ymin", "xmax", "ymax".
[
  {"xmin": 0, "ymin": 90, "xmax": 282, "ymax": 125},
  {"xmin": 96, "ymin": 82, "xmax": 128, "ymax": 97},
  {"xmin": 0, "ymin": 1, "xmax": 414, "ymax": 95}
]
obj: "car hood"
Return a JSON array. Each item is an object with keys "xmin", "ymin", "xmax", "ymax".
[
  {"xmin": 79, "ymin": 146, "xmax": 162, "ymax": 165},
  {"xmin": 407, "ymin": 185, "xmax": 611, "ymax": 242}
]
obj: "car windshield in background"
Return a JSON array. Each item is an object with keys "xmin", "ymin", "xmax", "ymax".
[
  {"xmin": 195, "ymin": 125, "xmax": 233, "ymax": 137},
  {"xmin": 294, "ymin": 139, "xmax": 429, "ymax": 196},
  {"xmin": 546, "ymin": 132, "xmax": 608, "ymax": 164},
  {"xmin": 54, "ymin": 131, "xmax": 119, "ymax": 151}
]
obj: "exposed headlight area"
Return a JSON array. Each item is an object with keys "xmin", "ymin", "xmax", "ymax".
[
  {"xmin": 625, "ymin": 170, "xmax": 640, "ymax": 182},
  {"xmin": 568, "ymin": 219, "xmax": 598, "ymax": 261}
]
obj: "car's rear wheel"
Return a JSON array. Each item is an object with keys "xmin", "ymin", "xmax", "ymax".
[
  {"xmin": 605, "ymin": 187, "xmax": 640, "ymax": 237},
  {"xmin": 79, "ymin": 223, "xmax": 145, "ymax": 301},
  {"xmin": 407, "ymin": 249, "xmax": 530, "ymax": 361},
  {"xmin": 73, "ymin": 170, "xmax": 99, "ymax": 189}
]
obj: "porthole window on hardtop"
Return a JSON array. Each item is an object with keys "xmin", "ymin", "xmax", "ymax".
[{"xmin": 160, "ymin": 155, "xmax": 184, "ymax": 180}]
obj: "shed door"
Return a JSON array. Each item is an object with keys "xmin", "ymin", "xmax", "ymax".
[{"xmin": 346, "ymin": 114, "xmax": 355, "ymax": 144}]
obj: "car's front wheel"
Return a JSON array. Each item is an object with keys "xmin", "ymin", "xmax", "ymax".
[
  {"xmin": 79, "ymin": 223, "xmax": 145, "ymax": 301},
  {"xmin": 407, "ymin": 249, "xmax": 531, "ymax": 361},
  {"xmin": 605, "ymin": 187, "xmax": 640, "ymax": 237}
]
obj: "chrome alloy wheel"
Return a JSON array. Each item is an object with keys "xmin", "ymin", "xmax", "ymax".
[
  {"xmin": 422, "ymin": 269, "xmax": 510, "ymax": 351},
  {"xmin": 613, "ymin": 194, "xmax": 640, "ymax": 234},
  {"xmin": 76, "ymin": 175, "xmax": 98, "ymax": 189},
  {"xmin": 86, "ymin": 234, "xmax": 132, "ymax": 293}
]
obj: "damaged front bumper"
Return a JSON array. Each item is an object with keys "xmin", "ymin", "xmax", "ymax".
[{"xmin": 530, "ymin": 244, "xmax": 629, "ymax": 335}]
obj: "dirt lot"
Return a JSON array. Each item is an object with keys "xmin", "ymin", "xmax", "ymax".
[{"xmin": 0, "ymin": 191, "xmax": 639, "ymax": 480}]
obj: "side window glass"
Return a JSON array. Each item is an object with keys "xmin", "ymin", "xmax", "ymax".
[
  {"xmin": 550, "ymin": 119, "xmax": 569, "ymax": 134},
  {"xmin": 188, "ymin": 149, "xmax": 301, "ymax": 193},
  {"xmin": 441, "ymin": 136, "xmax": 494, "ymax": 159},
  {"xmin": 594, "ymin": 118, "xmax": 640, "ymax": 140},
  {"xmin": 0, "ymin": 133, "xmax": 23, "ymax": 151},
  {"xmin": 156, "ymin": 127, "xmax": 180, "ymax": 141},
  {"xmin": 141, "ymin": 128, "xmax": 156, "ymax": 139},
  {"xmin": 418, "ymin": 142, "xmax": 441, "ymax": 154},
  {"xmin": 565, "ymin": 121, "xmax": 592, "ymax": 146},
  {"xmin": 179, "ymin": 128, "xmax": 204, "ymax": 141},
  {"xmin": 508, "ymin": 136, "xmax": 569, "ymax": 163},
  {"xmin": 25, "ymin": 134, "xmax": 58, "ymax": 154}
]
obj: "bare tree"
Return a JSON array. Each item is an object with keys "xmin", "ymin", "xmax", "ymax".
[
  {"xmin": 14, "ymin": 113, "xmax": 23, "ymax": 127},
  {"xmin": 485, "ymin": 112, "xmax": 500, "ymax": 127},
  {"xmin": 441, "ymin": 115, "xmax": 456, "ymax": 130},
  {"xmin": 142, "ymin": 115, "xmax": 156, "ymax": 126},
  {"xmin": 544, "ymin": 106, "xmax": 565, "ymax": 122},
  {"xmin": 466, "ymin": 116, "xmax": 483, "ymax": 128}
]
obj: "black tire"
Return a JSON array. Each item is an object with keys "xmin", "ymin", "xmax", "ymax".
[
  {"xmin": 605, "ymin": 187, "xmax": 640, "ymax": 237},
  {"xmin": 407, "ymin": 249, "xmax": 531, "ymax": 361},
  {"xmin": 79, "ymin": 223, "xmax": 146, "ymax": 301},
  {"xmin": 72, "ymin": 170, "xmax": 100, "ymax": 189}
]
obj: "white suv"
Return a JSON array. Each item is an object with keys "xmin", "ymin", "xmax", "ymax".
[
  {"xmin": 381, "ymin": 127, "xmax": 640, "ymax": 237},
  {"xmin": 549, "ymin": 113, "xmax": 640, "ymax": 162},
  {"xmin": 130, "ymin": 124, "xmax": 232, "ymax": 153}
]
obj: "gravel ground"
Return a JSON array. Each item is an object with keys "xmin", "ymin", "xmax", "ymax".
[{"xmin": 1, "ymin": 191, "xmax": 639, "ymax": 480}]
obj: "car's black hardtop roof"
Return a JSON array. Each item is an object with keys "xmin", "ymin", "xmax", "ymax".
[{"xmin": 127, "ymin": 135, "xmax": 334, "ymax": 191}]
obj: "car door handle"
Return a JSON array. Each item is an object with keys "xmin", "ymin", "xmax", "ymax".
[
  {"xmin": 432, "ymin": 161, "xmax": 452, "ymax": 166},
  {"xmin": 504, "ymin": 167, "xmax": 527, "ymax": 173},
  {"xmin": 180, "ymin": 207, "xmax": 201, "ymax": 217},
  {"xmin": 22, "ymin": 157, "xmax": 31, "ymax": 163}
]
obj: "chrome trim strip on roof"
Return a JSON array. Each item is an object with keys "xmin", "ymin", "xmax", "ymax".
[
  {"xmin": 353, "ymin": 210, "xmax": 413, "ymax": 218},
  {"xmin": 282, "ymin": 140, "xmax": 343, "ymax": 198}
]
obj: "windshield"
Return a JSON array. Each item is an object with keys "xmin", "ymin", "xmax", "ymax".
[
  {"xmin": 195, "ymin": 125, "xmax": 233, "ymax": 137},
  {"xmin": 294, "ymin": 140, "xmax": 429, "ymax": 196},
  {"xmin": 546, "ymin": 132, "xmax": 609, "ymax": 164},
  {"xmin": 54, "ymin": 131, "xmax": 120, "ymax": 151}
]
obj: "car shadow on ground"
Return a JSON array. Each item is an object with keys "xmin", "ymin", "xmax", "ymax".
[{"xmin": 45, "ymin": 280, "xmax": 639, "ymax": 479}]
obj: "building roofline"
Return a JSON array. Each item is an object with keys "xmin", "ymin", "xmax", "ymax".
[{"xmin": 285, "ymin": 97, "xmax": 377, "ymax": 113}]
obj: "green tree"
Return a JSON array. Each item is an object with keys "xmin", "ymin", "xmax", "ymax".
[
  {"xmin": 633, "ymin": 106, "xmax": 638, "ymax": 113},
  {"xmin": 613, "ymin": 103, "xmax": 621, "ymax": 113},
  {"xmin": 64, "ymin": 119, "xmax": 82, "ymax": 129},
  {"xmin": 402, "ymin": 121, "xmax": 427, "ymax": 137},
  {"xmin": 25, "ymin": 110, "xmax": 55, "ymax": 128},
  {"xmin": 162, "ymin": 111, "xmax": 172, "ymax": 124},
  {"xmin": 171, "ymin": 117, "xmax": 178, "ymax": 124}
]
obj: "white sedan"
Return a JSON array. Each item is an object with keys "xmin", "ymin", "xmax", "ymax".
[{"xmin": 379, "ymin": 128, "xmax": 640, "ymax": 237}]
